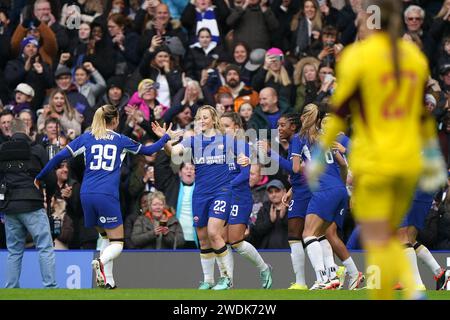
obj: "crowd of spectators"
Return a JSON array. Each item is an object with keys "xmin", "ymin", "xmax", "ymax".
[{"xmin": 1, "ymin": 0, "xmax": 450, "ymax": 250}]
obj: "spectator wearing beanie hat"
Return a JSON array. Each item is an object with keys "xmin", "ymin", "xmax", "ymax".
[
  {"xmin": 10, "ymin": 14, "xmax": 58, "ymax": 67},
  {"xmin": 95, "ymin": 76, "xmax": 130, "ymax": 113},
  {"xmin": 5, "ymin": 35, "xmax": 53, "ymax": 108},
  {"xmin": 251, "ymin": 47, "xmax": 295, "ymax": 108},
  {"xmin": 216, "ymin": 63, "xmax": 259, "ymax": 112},
  {"xmin": 140, "ymin": 44, "xmax": 183, "ymax": 108}
]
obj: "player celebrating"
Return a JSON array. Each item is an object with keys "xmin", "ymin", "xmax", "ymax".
[
  {"xmin": 35, "ymin": 105, "xmax": 178, "ymax": 289},
  {"xmin": 220, "ymin": 112, "xmax": 273, "ymax": 289},
  {"xmin": 307, "ymin": 0, "xmax": 447, "ymax": 299},
  {"xmin": 164, "ymin": 105, "xmax": 235, "ymax": 290},
  {"xmin": 258, "ymin": 111, "xmax": 314, "ymax": 290}
]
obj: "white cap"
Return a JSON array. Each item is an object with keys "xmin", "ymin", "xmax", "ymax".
[
  {"xmin": 425, "ymin": 94, "xmax": 436, "ymax": 106},
  {"xmin": 15, "ymin": 83, "xmax": 35, "ymax": 98}
]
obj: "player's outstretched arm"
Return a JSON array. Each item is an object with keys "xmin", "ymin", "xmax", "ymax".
[{"xmin": 35, "ymin": 148, "xmax": 72, "ymax": 187}]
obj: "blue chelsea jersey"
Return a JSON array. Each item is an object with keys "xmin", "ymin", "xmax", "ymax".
[
  {"xmin": 228, "ymin": 139, "xmax": 251, "ymax": 194},
  {"xmin": 66, "ymin": 130, "xmax": 142, "ymax": 198},
  {"xmin": 289, "ymin": 134, "xmax": 311, "ymax": 188},
  {"xmin": 181, "ymin": 134, "xmax": 235, "ymax": 195},
  {"xmin": 310, "ymin": 140, "xmax": 347, "ymax": 189}
]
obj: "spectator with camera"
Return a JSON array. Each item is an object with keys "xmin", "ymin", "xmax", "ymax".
[
  {"xmin": 315, "ymin": 61, "xmax": 336, "ymax": 104},
  {"xmin": 5, "ymin": 36, "xmax": 53, "ymax": 108},
  {"xmin": 125, "ymin": 190, "xmax": 152, "ymax": 249},
  {"xmin": 251, "ymin": 47, "xmax": 295, "ymax": 107},
  {"xmin": 293, "ymin": 56, "xmax": 321, "ymax": 113},
  {"xmin": 0, "ymin": 118, "xmax": 57, "ymax": 288},
  {"xmin": 309, "ymin": 25, "xmax": 343, "ymax": 65},
  {"xmin": 138, "ymin": 3, "xmax": 187, "ymax": 58},
  {"xmin": 131, "ymin": 191, "xmax": 184, "ymax": 249}
]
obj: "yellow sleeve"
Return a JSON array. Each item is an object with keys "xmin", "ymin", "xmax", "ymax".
[
  {"xmin": 321, "ymin": 44, "xmax": 362, "ymax": 149},
  {"xmin": 321, "ymin": 115, "xmax": 346, "ymax": 149},
  {"xmin": 330, "ymin": 44, "xmax": 363, "ymax": 118}
]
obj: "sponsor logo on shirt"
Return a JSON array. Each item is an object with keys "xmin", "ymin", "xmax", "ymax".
[{"xmin": 99, "ymin": 216, "xmax": 118, "ymax": 224}]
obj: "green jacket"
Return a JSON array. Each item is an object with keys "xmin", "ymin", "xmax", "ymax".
[{"xmin": 248, "ymin": 99, "xmax": 291, "ymax": 140}]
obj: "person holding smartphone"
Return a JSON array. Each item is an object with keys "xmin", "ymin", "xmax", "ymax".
[
  {"xmin": 131, "ymin": 191, "xmax": 184, "ymax": 249},
  {"xmin": 251, "ymin": 48, "xmax": 296, "ymax": 106}
]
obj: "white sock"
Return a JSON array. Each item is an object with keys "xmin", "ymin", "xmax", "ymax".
[
  {"xmin": 215, "ymin": 246, "xmax": 234, "ymax": 280},
  {"xmin": 227, "ymin": 244, "xmax": 235, "ymax": 281},
  {"xmin": 99, "ymin": 237, "xmax": 114, "ymax": 286},
  {"xmin": 289, "ymin": 241, "xmax": 306, "ymax": 286},
  {"xmin": 342, "ymin": 256, "xmax": 358, "ymax": 277},
  {"xmin": 304, "ymin": 236, "xmax": 328, "ymax": 282},
  {"xmin": 405, "ymin": 247, "xmax": 424, "ymax": 286},
  {"xmin": 415, "ymin": 243, "xmax": 442, "ymax": 275},
  {"xmin": 320, "ymin": 237, "xmax": 337, "ymax": 279},
  {"xmin": 233, "ymin": 241, "xmax": 268, "ymax": 272},
  {"xmin": 99, "ymin": 242, "xmax": 123, "ymax": 265},
  {"xmin": 200, "ymin": 251, "xmax": 215, "ymax": 284}
]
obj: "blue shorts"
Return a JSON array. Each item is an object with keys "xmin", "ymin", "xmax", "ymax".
[
  {"xmin": 306, "ymin": 187, "xmax": 348, "ymax": 227},
  {"xmin": 400, "ymin": 200, "xmax": 433, "ymax": 230},
  {"xmin": 192, "ymin": 191, "xmax": 231, "ymax": 228},
  {"xmin": 288, "ymin": 188, "xmax": 311, "ymax": 219},
  {"xmin": 228, "ymin": 192, "xmax": 253, "ymax": 225},
  {"xmin": 81, "ymin": 193, "xmax": 123, "ymax": 229}
]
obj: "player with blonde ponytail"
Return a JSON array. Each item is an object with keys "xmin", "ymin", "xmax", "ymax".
[{"xmin": 35, "ymin": 104, "xmax": 179, "ymax": 289}]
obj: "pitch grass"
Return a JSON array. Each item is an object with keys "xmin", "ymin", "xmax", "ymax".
[{"xmin": 1, "ymin": 289, "xmax": 450, "ymax": 300}]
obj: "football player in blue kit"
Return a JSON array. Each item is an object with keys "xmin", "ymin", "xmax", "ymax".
[
  {"xmin": 35, "ymin": 105, "xmax": 178, "ymax": 289},
  {"xmin": 397, "ymin": 189, "xmax": 447, "ymax": 290},
  {"xmin": 258, "ymin": 111, "xmax": 312, "ymax": 290},
  {"xmin": 302, "ymin": 111, "xmax": 351, "ymax": 290},
  {"xmin": 220, "ymin": 112, "xmax": 273, "ymax": 289},
  {"xmin": 164, "ymin": 105, "xmax": 237, "ymax": 290}
]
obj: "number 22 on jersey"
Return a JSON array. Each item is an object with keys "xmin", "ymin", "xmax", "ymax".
[
  {"xmin": 90, "ymin": 144, "xmax": 117, "ymax": 171},
  {"xmin": 380, "ymin": 71, "xmax": 418, "ymax": 120}
]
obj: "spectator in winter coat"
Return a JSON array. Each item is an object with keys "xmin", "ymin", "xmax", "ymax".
[{"xmin": 131, "ymin": 191, "xmax": 185, "ymax": 249}]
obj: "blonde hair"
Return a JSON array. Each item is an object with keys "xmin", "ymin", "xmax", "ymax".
[
  {"xmin": 91, "ymin": 104, "xmax": 119, "ymax": 139},
  {"xmin": 195, "ymin": 105, "xmax": 225, "ymax": 134},
  {"xmin": 265, "ymin": 65, "xmax": 292, "ymax": 86},
  {"xmin": 149, "ymin": 191, "xmax": 166, "ymax": 207},
  {"xmin": 49, "ymin": 89, "xmax": 75, "ymax": 120},
  {"xmin": 185, "ymin": 80, "xmax": 204, "ymax": 101},
  {"xmin": 294, "ymin": 57, "xmax": 320, "ymax": 85},
  {"xmin": 437, "ymin": 0, "xmax": 450, "ymax": 19},
  {"xmin": 300, "ymin": 103, "xmax": 320, "ymax": 144}
]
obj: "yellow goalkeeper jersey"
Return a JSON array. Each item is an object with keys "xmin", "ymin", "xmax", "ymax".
[{"xmin": 329, "ymin": 32, "xmax": 432, "ymax": 176}]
